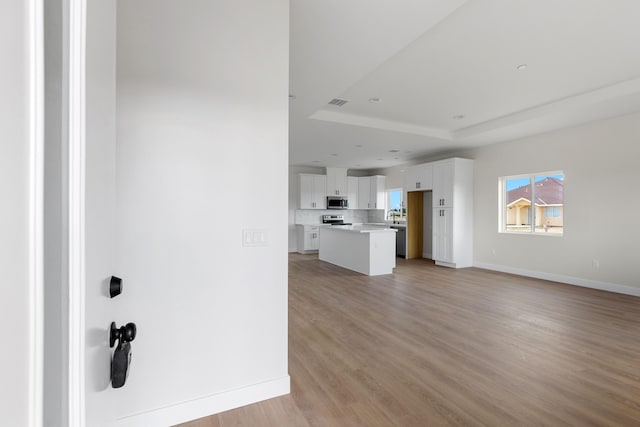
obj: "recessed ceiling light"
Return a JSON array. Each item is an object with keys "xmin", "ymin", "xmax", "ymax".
[
  {"xmin": 453, "ymin": 115, "xmax": 465, "ymax": 120},
  {"xmin": 331, "ymin": 153, "xmax": 338, "ymax": 156},
  {"xmin": 288, "ymin": 94, "xmax": 296, "ymax": 100},
  {"xmin": 355, "ymin": 144, "xmax": 363, "ymax": 148},
  {"xmin": 394, "ymin": 157, "xmax": 399, "ymax": 160},
  {"xmin": 312, "ymin": 160, "xmax": 320, "ymax": 163},
  {"xmin": 377, "ymin": 158, "xmax": 384, "ymax": 161},
  {"xmin": 516, "ymin": 64, "xmax": 528, "ymax": 71},
  {"xmin": 405, "ymin": 151, "xmax": 412, "ymax": 154},
  {"xmin": 389, "ymin": 149, "xmax": 399, "ymax": 153},
  {"xmin": 368, "ymin": 97, "xmax": 381, "ymax": 103}
]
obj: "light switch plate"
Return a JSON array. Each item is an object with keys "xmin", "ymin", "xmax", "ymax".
[{"xmin": 243, "ymin": 229, "xmax": 268, "ymax": 247}]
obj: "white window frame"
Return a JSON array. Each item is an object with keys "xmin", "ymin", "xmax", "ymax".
[
  {"xmin": 385, "ymin": 188, "xmax": 405, "ymax": 221},
  {"xmin": 498, "ymin": 170, "xmax": 564, "ymax": 236}
]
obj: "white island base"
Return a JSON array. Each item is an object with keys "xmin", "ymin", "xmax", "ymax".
[{"xmin": 319, "ymin": 225, "xmax": 397, "ymax": 276}]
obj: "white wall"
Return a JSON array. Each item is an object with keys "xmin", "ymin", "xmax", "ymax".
[
  {"xmin": 375, "ymin": 113, "xmax": 640, "ymax": 292},
  {"xmin": 0, "ymin": 1, "xmax": 35, "ymax": 425},
  {"xmin": 375, "ymin": 164, "xmax": 405, "ymax": 190},
  {"xmin": 113, "ymin": 1, "xmax": 289, "ymax": 425},
  {"xmin": 469, "ymin": 112, "xmax": 640, "ymax": 293}
]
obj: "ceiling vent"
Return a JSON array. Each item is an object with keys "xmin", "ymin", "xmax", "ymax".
[{"xmin": 328, "ymin": 98, "xmax": 349, "ymax": 107}]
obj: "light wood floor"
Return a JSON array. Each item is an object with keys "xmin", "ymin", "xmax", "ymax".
[{"xmin": 178, "ymin": 254, "xmax": 640, "ymax": 426}]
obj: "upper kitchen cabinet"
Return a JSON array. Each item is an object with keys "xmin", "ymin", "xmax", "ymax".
[
  {"xmin": 299, "ymin": 174, "xmax": 327, "ymax": 209},
  {"xmin": 433, "ymin": 161, "xmax": 454, "ymax": 207},
  {"xmin": 404, "ymin": 163, "xmax": 433, "ymax": 192},
  {"xmin": 326, "ymin": 167, "xmax": 348, "ymax": 196},
  {"xmin": 357, "ymin": 177, "xmax": 370, "ymax": 209},
  {"xmin": 347, "ymin": 176, "xmax": 358, "ymax": 209},
  {"xmin": 358, "ymin": 175, "xmax": 386, "ymax": 209},
  {"xmin": 370, "ymin": 175, "xmax": 386, "ymax": 210}
]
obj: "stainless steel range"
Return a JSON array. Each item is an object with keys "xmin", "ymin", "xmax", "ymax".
[{"xmin": 322, "ymin": 215, "xmax": 352, "ymax": 226}]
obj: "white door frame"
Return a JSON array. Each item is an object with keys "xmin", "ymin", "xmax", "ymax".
[
  {"xmin": 67, "ymin": 0, "xmax": 88, "ymax": 426},
  {"xmin": 28, "ymin": 0, "xmax": 45, "ymax": 426}
]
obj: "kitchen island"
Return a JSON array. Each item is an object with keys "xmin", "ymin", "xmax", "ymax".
[{"xmin": 319, "ymin": 225, "xmax": 397, "ymax": 276}]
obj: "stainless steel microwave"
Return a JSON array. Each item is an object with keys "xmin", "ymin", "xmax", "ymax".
[{"xmin": 326, "ymin": 196, "xmax": 348, "ymax": 209}]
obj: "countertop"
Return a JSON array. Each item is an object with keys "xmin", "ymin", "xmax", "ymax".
[
  {"xmin": 364, "ymin": 222, "xmax": 407, "ymax": 228},
  {"xmin": 324, "ymin": 224, "xmax": 398, "ymax": 234}
]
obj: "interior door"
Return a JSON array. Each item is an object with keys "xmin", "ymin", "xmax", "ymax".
[{"xmin": 81, "ymin": 1, "xmax": 290, "ymax": 426}]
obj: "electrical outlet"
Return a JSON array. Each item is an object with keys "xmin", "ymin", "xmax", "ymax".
[
  {"xmin": 491, "ymin": 248, "xmax": 496, "ymax": 255},
  {"xmin": 592, "ymin": 259, "xmax": 600, "ymax": 269}
]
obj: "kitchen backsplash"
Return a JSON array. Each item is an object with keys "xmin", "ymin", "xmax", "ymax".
[{"xmin": 296, "ymin": 209, "xmax": 383, "ymax": 225}]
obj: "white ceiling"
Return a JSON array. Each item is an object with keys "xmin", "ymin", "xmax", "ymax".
[{"xmin": 289, "ymin": 0, "xmax": 640, "ymax": 169}]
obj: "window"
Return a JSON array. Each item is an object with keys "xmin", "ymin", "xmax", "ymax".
[
  {"xmin": 386, "ymin": 189, "xmax": 406, "ymax": 221},
  {"xmin": 545, "ymin": 206, "xmax": 561, "ymax": 218},
  {"xmin": 500, "ymin": 172, "xmax": 564, "ymax": 235}
]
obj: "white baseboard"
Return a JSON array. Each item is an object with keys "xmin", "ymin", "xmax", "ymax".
[
  {"xmin": 474, "ymin": 262, "xmax": 640, "ymax": 297},
  {"xmin": 115, "ymin": 375, "xmax": 290, "ymax": 427}
]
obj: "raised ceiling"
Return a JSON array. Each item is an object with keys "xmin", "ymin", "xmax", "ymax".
[{"xmin": 289, "ymin": 0, "xmax": 640, "ymax": 169}]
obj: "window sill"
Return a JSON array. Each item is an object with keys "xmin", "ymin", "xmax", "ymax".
[{"xmin": 499, "ymin": 230, "xmax": 563, "ymax": 237}]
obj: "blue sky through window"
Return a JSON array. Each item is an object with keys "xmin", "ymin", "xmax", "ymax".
[{"xmin": 390, "ymin": 190, "xmax": 402, "ymax": 210}]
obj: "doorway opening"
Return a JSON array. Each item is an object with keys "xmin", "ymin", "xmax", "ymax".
[{"xmin": 406, "ymin": 190, "xmax": 432, "ymax": 260}]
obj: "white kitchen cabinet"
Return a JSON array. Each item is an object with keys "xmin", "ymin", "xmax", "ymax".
[
  {"xmin": 430, "ymin": 158, "xmax": 473, "ymax": 268},
  {"xmin": 357, "ymin": 175, "xmax": 386, "ymax": 209},
  {"xmin": 326, "ymin": 167, "xmax": 348, "ymax": 196},
  {"xmin": 370, "ymin": 175, "xmax": 386, "ymax": 210},
  {"xmin": 404, "ymin": 163, "xmax": 433, "ymax": 192},
  {"xmin": 433, "ymin": 207, "xmax": 453, "ymax": 263},
  {"xmin": 432, "ymin": 161, "xmax": 454, "ymax": 207},
  {"xmin": 299, "ymin": 174, "xmax": 327, "ymax": 209},
  {"xmin": 357, "ymin": 177, "xmax": 370, "ymax": 209},
  {"xmin": 347, "ymin": 176, "xmax": 358, "ymax": 209},
  {"xmin": 296, "ymin": 225, "xmax": 320, "ymax": 253}
]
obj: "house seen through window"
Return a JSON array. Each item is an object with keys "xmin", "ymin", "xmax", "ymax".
[
  {"xmin": 386, "ymin": 189, "xmax": 406, "ymax": 221},
  {"xmin": 500, "ymin": 172, "xmax": 564, "ymax": 235}
]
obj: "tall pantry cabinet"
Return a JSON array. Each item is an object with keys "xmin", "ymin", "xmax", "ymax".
[{"xmin": 431, "ymin": 158, "xmax": 473, "ymax": 268}]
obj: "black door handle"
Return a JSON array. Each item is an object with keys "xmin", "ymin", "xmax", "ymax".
[{"xmin": 110, "ymin": 322, "xmax": 137, "ymax": 388}]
